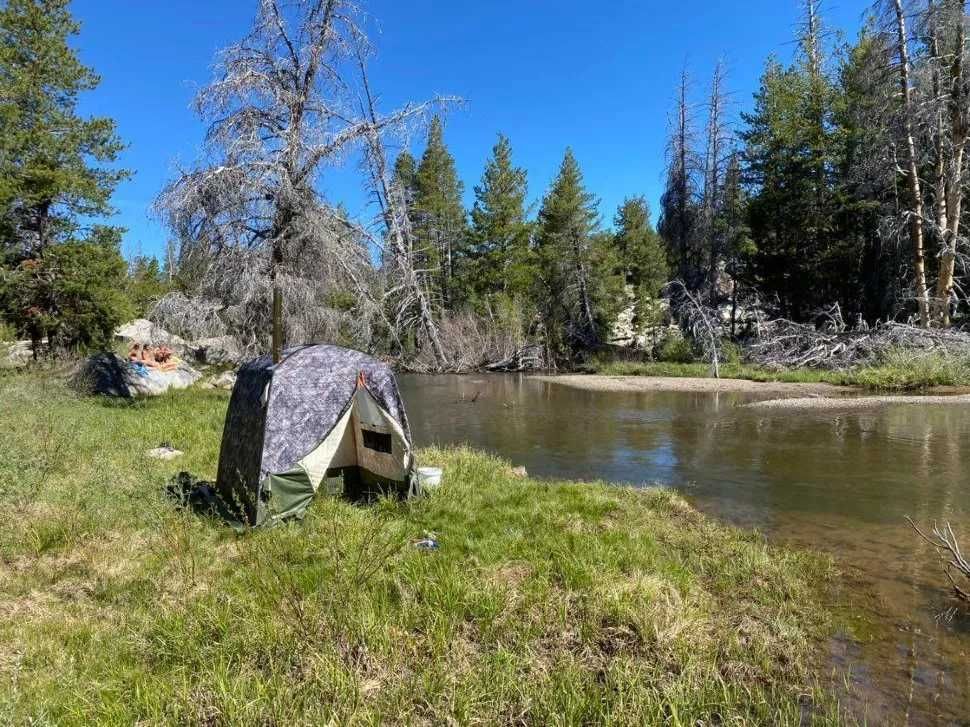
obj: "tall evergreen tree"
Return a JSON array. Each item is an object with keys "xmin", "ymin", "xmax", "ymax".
[
  {"xmin": 716, "ymin": 152, "xmax": 755, "ymax": 335},
  {"xmin": 468, "ymin": 134, "xmax": 533, "ymax": 305},
  {"xmin": 0, "ymin": 0, "xmax": 127, "ymax": 258},
  {"xmin": 0, "ymin": 0, "xmax": 129, "ymax": 349},
  {"xmin": 613, "ymin": 197, "xmax": 668, "ymax": 299},
  {"xmin": 741, "ymin": 34, "xmax": 840, "ymax": 320},
  {"xmin": 659, "ymin": 68, "xmax": 702, "ymax": 287},
  {"xmin": 831, "ymin": 28, "xmax": 901, "ymax": 322},
  {"xmin": 535, "ymin": 149, "xmax": 601, "ymax": 356},
  {"xmin": 413, "ymin": 117, "xmax": 467, "ymax": 310},
  {"xmin": 393, "ymin": 151, "xmax": 418, "ymax": 202}
]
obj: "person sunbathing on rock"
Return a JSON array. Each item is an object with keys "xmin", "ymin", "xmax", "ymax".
[{"xmin": 129, "ymin": 343, "xmax": 179, "ymax": 373}]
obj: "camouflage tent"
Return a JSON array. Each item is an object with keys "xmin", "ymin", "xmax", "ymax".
[{"xmin": 216, "ymin": 345, "xmax": 415, "ymax": 526}]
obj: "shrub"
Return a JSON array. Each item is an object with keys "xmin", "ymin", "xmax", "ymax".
[
  {"xmin": 0, "ymin": 242, "xmax": 133, "ymax": 352},
  {"xmin": 656, "ymin": 335, "xmax": 695, "ymax": 363},
  {"xmin": 853, "ymin": 349, "xmax": 970, "ymax": 390},
  {"xmin": 720, "ymin": 339, "xmax": 743, "ymax": 366}
]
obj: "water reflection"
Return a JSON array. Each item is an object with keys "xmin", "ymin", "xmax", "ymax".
[{"xmin": 399, "ymin": 374, "xmax": 970, "ymax": 725}]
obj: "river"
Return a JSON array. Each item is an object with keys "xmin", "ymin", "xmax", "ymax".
[{"xmin": 398, "ymin": 373, "xmax": 970, "ymax": 725}]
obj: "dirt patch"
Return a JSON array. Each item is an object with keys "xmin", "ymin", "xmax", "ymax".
[{"xmin": 534, "ymin": 374, "xmax": 852, "ymax": 397}]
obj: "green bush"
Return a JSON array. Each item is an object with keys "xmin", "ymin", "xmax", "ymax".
[
  {"xmin": 0, "ymin": 242, "xmax": 133, "ymax": 352},
  {"xmin": 655, "ymin": 336, "xmax": 695, "ymax": 363},
  {"xmin": 853, "ymin": 349, "xmax": 970, "ymax": 390},
  {"xmin": 720, "ymin": 339, "xmax": 743, "ymax": 365}
]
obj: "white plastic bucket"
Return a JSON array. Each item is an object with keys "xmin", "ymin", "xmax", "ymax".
[{"xmin": 417, "ymin": 466, "xmax": 443, "ymax": 491}]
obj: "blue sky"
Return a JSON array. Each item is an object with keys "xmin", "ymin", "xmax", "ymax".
[{"xmin": 70, "ymin": 0, "xmax": 870, "ymax": 260}]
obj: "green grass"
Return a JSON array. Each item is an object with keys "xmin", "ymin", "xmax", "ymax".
[
  {"xmin": 0, "ymin": 372, "xmax": 845, "ymax": 725},
  {"xmin": 586, "ymin": 349, "xmax": 970, "ymax": 391}
]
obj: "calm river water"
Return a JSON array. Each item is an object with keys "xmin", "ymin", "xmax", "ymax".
[{"xmin": 398, "ymin": 374, "xmax": 970, "ymax": 725}]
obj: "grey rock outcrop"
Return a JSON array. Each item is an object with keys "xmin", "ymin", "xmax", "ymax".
[
  {"xmin": 192, "ymin": 336, "xmax": 242, "ymax": 366},
  {"xmin": 74, "ymin": 353, "xmax": 202, "ymax": 398}
]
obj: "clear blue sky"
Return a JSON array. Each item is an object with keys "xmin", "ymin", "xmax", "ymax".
[{"xmin": 70, "ymin": 0, "xmax": 869, "ymax": 260}]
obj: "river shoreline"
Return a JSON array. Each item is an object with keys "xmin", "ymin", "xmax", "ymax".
[
  {"xmin": 536, "ymin": 373, "xmax": 854, "ymax": 396},
  {"xmin": 537, "ymin": 373, "xmax": 970, "ymax": 407}
]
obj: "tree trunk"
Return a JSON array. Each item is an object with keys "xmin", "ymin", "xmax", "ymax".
[
  {"xmin": 894, "ymin": 0, "xmax": 932, "ymax": 327},
  {"xmin": 271, "ymin": 240, "xmax": 284, "ymax": 363},
  {"xmin": 933, "ymin": 1, "xmax": 967, "ymax": 326},
  {"xmin": 572, "ymin": 239, "xmax": 597, "ymax": 344}
]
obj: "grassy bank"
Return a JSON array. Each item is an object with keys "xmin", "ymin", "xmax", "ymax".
[
  {"xmin": 585, "ymin": 349, "xmax": 970, "ymax": 391},
  {"xmin": 0, "ymin": 372, "xmax": 843, "ymax": 724}
]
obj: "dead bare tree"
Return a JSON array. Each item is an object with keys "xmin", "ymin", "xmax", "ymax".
[
  {"xmin": 885, "ymin": 0, "xmax": 933, "ymax": 326},
  {"xmin": 659, "ymin": 67, "xmax": 702, "ymax": 288},
  {"xmin": 347, "ymin": 37, "xmax": 451, "ymax": 370},
  {"xmin": 666, "ymin": 280, "xmax": 723, "ymax": 378},
  {"xmin": 700, "ymin": 60, "xmax": 733, "ymax": 303},
  {"xmin": 927, "ymin": 0, "xmax": 969, "ymax": 326},
  {"xmin": 155, "ymin": 0, "xmax": 436, "ymax": 363}
]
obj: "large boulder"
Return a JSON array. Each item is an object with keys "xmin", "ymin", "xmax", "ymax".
[
  {"xmin": 192, "ymin": 335, "xmax": 242, "ymax": 366},
  {"xmin": 74, "ymin": 353, "xmax": 202, "ymax": 398}
]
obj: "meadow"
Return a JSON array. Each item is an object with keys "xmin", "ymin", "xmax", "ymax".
[{"xmin": 0, "ymin": 371, "xmax": 843, "ymax": 725}]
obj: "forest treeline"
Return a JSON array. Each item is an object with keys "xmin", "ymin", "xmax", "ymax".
[{"xmin": 2, "ymin": 0, "xmax": 969, "ymax": 370}]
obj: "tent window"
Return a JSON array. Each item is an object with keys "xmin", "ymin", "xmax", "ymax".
[{"xmin": 362, "ymin": 429, "xmax": 392, "ymax": 454}]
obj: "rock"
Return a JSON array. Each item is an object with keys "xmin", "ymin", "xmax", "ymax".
[
  {"xmin": 0, "ymin": 340, "xmax": 35, "ymax": 369},
  {"xmin": 201, "ymin": 370, "xmax": 237, "ymax": 390},
  {"xmin": 115, "ymin": 319, "xmax": 189, "ymax": 353},
  {"xmin": 193, "ymin": 336, "xmax": 242, "ymax": 366},
  {"xmin": 510, "ymin": 466, "xmax": 528, "ymax": 479},
  {"xmin": 212, "ymin": 371, "xmax": 237, "ymax": 390},
  {"xmin": 73, "ymin": 353, "xmax": 203, "ymax": 398},
  {"xmin": 147, "ymin": 446, "xmax": 184, "ymax": 461}
]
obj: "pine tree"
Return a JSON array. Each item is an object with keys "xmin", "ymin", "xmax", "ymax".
[
  {"xmin": 658, "ymin": 68, "xmax": 701, "ymax": 287},
  {"xmin": 716, "ymin": 152, "xmax": 755, "ymax": 335},
  {"xmin": 613, "ymin": 197, "xmax": 669, "ymax": 331},
  {"xmin": 393, "ymin": 151, "xmax": 419, "ymax": 202},
  {"xmin": 0, "ymin": 235, "xmax": 132, "ymax": 351},
  {"xmin": 614, "ymin": 197, "xmax": 668, "ymax": 296},
  {"xmin": 741, "ymin": 43, "xmax": 839, "ymax": 319},
  {"xmin": 535, "ymin": 149, "xmax": 601, "ymax": 356},
  {"xmin": 0, "ymin": 0, "xmax": 127, "ymax": 258},
  {"xmin": 413, "ymin": 117, "xmax": 467, "ymax": 310},
  {"xmin": 127, "ymin": 256, "xmax": 170, "ymax": 315},
  {"xmin": 468, "ymin": 134, "xmax": 533, "ymax": 305}
]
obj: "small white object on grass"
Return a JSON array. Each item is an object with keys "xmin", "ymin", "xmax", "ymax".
[
  {"xmin": 147, "ymin": 446, "xmax": 184, "ymax": 461},
  {"xmin": 417, "ymin": 466, "xmax": 443, "ymax": 490}
]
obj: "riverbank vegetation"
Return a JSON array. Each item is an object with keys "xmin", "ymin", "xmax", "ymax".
[
  {"xmin": 4, "ymin": 1, "xmax": 970, "ymax": 377},
  {"xmin": 0, "ymin": 372, "xmax": 843, "ymax": 724},
  {"xmin": 584, "ymin": 348, "xmax": 970, "ymax": 391}
]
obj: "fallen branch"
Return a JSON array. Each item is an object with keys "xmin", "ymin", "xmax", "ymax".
[{"xmin": 907, "ymin": 517, "xmax": 970, "ymax": 603}]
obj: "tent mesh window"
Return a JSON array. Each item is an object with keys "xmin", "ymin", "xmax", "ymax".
[{"xmin": 362, "ymin": 429, "xmax": 392, "ymax": 454}]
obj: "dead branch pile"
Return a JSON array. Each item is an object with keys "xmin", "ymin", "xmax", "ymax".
[
  {"xmin": 747, "ymin": 317, "xmax": 970, "ymax": 370},
  {"xmin": 403, "ymin": 311, "xmax": 545, "ymax": 373}
]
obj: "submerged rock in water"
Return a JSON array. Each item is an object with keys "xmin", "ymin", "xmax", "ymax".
[{"xmin": 74, "ymin": 353, "xmax": 202, "ymax": 398}]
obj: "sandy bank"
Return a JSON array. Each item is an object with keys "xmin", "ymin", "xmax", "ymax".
[
  {"xmin": 535, "ymin": 374, "xmax": 851, "ymax": 397},
  {"xmin": 746, "ymin": 394, "xmax": 970, "ymax": 410},
  {"xmin": 536, "ymin": 374, "xmax": 970, "ymax": 409}
]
